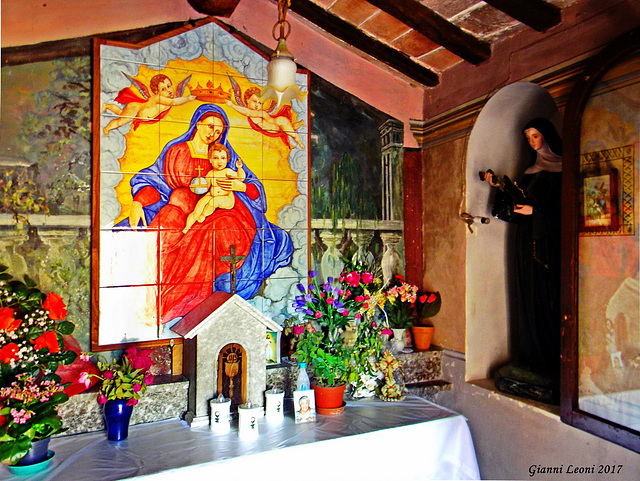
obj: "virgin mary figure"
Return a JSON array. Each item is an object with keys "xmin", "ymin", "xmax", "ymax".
[{"xmin": 118, "ymin": 104, "xmax": 293, "ymax": 324}]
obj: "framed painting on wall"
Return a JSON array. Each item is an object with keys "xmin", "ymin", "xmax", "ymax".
[
  {"xmin": 580, "ymin": 169, "xmax": 619, "ymax": 233},
  {"xmin": 579, "ymin": 145, "xmax": 635, "ymax": 236},
  {"xmin": 92, "ymin": 19, "xmax": 310, "ymax": 350}
]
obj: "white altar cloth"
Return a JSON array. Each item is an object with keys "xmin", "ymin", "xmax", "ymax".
[{"xmin": 3, "ymin": 396, "xmax": 479, "ymax": 481}]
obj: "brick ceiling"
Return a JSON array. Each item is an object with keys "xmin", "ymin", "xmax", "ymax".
[{"xmin": 189, "ymin": 0, "xmax": 577, "ymax": 88}]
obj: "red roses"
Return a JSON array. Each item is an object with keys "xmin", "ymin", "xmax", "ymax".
[
  {"xmin": 0, "ymin": 308, "xmax": 21, "ymax": 332},
  {"xmin": 42, "ymin": 292, "xmax": 68, "ymax": 320}
]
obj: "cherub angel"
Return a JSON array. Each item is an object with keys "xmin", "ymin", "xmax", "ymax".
[
  {"xmin": 225, "ymin": 75, "xmax": 305, "ymax": 149},
  {"xmin": 102, "ymin": 72, "xmax": 195, "ymax": 136}
]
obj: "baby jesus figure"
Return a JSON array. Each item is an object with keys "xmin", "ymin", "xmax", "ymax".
[{"xmin": 183, "ymin": 143, "xmax": 246, "ymax": 233}]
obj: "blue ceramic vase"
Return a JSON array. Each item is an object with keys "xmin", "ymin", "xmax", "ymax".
[
  {"xmin": 16, "ymin": 437, "xmax": 51, "ymax": 466},
  {"xmin": 104, "ymin": 399, "xmax": 134, "ymax": 441}
]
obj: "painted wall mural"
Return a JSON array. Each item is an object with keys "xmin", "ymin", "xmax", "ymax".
[
  {"xmin": 94, "ymin": 20, "xmax": 309, "ymax": 348},
  {"xmin": 577, "ymin": 53, "xmax": 640, "ymax": 432},
  {"xmin": 0, "ymin": 21, "xmax": 401, "ymax": 356}
]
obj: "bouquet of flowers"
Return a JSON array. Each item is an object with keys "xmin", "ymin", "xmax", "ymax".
[
  {"xmin": 292, "ymin": 268, "xmax": 391, "ymax": 392},
  {"xmin": 0, "ymin": 266, "xmax": 77, "ymax": 465},
  {"xmin": 384, "ymin": 276, "xmax": 419, "ymax": 329},
  {"xmin": 80, "ymin": 347, "xmax": 154, "ymax": 406}
]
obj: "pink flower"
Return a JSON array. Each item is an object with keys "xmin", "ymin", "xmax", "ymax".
[
  {"xmin": 144, "ymin": 374, "xmax": 154, "ymax": 386},
  {"xmin": 327, "ymin": 297, "xmax": 334, "ymax": 305},
  {"xmin": 362, "ymin": 272, "xmax": 374, "ymax": 284},
  {"xmin": 97, "ymin": 394, "xmax": 107, "ymax": 404},
  {"xmin": 345, "ymin": 271, "xmax": 360, "ymax": 287},
  {"xmin": 126, "ymin": 398, "xmax": 138, "ymax": 406},
  {"xmin": 104, "ymin": 370, "xmax": 114, "ymax": 380},
  {"xmin": 314, "ymin": 311, "xmax": 322, "ymax": 319},
  {"xmin": 355, "ymin": 295, "xmax": 364, "ymax": 303},
  {"xmin": 78, "ymin": 371, "xmax": 91, "ymax": 388},
  {"xmin": 293, "ymin": 325, "xmax": 305, "ymax": 335},
  {"xmin": 381, "ymin": 328, "xmax": 393, "ymax": 336},
  {"xmin": 355, "ymin": 313, "xmax": 361, "ymax": 320},
  {"xmin": 133, "ymin": 383, "xmax": 142, "ymax": 393},
  {"xmin": 79, "ymin": 352, "xmax": 91, "ymax": 362}
]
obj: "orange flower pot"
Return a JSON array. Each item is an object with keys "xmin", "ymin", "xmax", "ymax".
[
  {"xmin": 412, "ymin": 326, "xmax": 434, "ymax": 350},
  {"xmin": 311, "ymin": 383, "xmax": 346, "ymax": 412}
]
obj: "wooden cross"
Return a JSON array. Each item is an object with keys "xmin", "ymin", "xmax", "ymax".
[{"xmin": 220, "ymin": 245, "xmax": 246, "ymax": 294}]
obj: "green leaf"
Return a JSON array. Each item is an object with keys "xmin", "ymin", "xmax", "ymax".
[
  {"xmin": 8, "ymin": 280, "xmax": 28, "ymax": 300},
  {"xmin": 23, "ymin": 275, "xmax": 38, "ymax": 288},
  {"xmin": 56, "ymin": 321, "xmax": 75, "ymax": 335}
]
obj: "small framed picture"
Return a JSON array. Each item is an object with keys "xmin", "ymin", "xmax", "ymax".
[
  {"xmin": 266, "ymin": 331, "xmax": 281, "ymax": 365},
  {"xmin": 293, "ymin": 390, "xmax": 316, "ymax": 424},
  {"xmin": 580, "ymin": 169, "xmax": 620, "ymax": 233}
]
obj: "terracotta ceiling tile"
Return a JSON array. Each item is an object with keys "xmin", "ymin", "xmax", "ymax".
[
  {"xmin": 455, "ymin": 3, "xmax": 520, "ymax": 37},
  {"xmin": 420, "ymin": 0, "xmax": 482, "ymax": 19},
  {"xmin": 418, "ymin": 48, "xmax": 463, "ymax": 72},
  {"xmin": 328, "ymin": 0, "xmax": 379, "ymax": 26},
  {"xmin": 361, "ymin": 10, "xmax": 411, "ymax": 42},
  {"xmin": 392, "ymin": 30, "xmax": 439, "ymax": 58}
]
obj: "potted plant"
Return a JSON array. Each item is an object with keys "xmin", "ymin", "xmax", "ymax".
[
  {"xmin": 292, "ymin": 269, "xmax": 375, "ymax": 410},
  {"xmin": 412, "ymin": 291, "xmax": 442, "ymax": 350},
  {"xmin": 80, "ymin": 347, "xmax": 154, "ymax": 441},
  {"xmin": 0, "ymin": 266, "xmax": 77, "ymax": 470},
  {"xmin": 383, "ymin": 276, "xmax": 419, "ymax": 351}
]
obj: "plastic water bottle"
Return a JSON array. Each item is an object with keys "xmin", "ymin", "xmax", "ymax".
[{"xmin": 296, "ymin": 362, "xmax": 310, "ymax": 391}]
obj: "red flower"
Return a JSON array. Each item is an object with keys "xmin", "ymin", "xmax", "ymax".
[
  {"xmin": 0, "ymin": 307, "xmax": 20, "ymax": 332},
  {"xmin": 0, "ymin": 343, "xmax": 19, "ymax": 363},
  {"xmin": 419, "ymin": 294, "xmax": 428, "ymax": 304},
  {"xmin": 314, "ymin": 311, "xmax": 322, "ymax": 319},
  {"xmin": 293, "ymin": 325, "xmax": 305, "ymax": 335},
  {"xmin": 355, "ymin": 295, "xmax": 364, "ymax": 303},
  {"xmin": 33, "ymin": 331, "xmax": 60, "ymax": 353},
  {"xmin": 0, "ymin": 413, "xmax": 6, "ymax": 427},
  {"xmin": 427, "ymin": 293, "xmax": 438, "ymax": 303},
  {"xmin": 42, "ymin": 292, "xmax": 68, "ymax": 320},
  {"xmin": 345, "ymin": 271, "xmax": 360, "ymax": 287},
  {"xmin": 362, "ymin": 272, "xmax": 374, "ymax": 284},
  {"xmin": 327, "ymin": 297, "xmax": 334, "ymax": 305},
  {"xmin": 126, "ymin": 398, "xmax": 138, "ymax": 406},
  {"xmin": 143, "ymin": 374, "xmax": 154, "ymax": 386},
  {"xmin": 133, "ymin": 383, "xmax": 142, "ymax": 393},
  {"xmin": 126, "ymin": 346, "xmax": 153, "ymax": 371},
  {"xmin": 97, "ymin": 394, "xmax": 107, "ymax": 404},
  {"xmin": 104, "ymin": 370, "xmax": 114, "ymax": 380}
]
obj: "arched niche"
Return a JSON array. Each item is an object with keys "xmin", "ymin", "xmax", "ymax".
[{"xmin": 465, "ymin": 82, "xmax": 561, "ymax": 380}]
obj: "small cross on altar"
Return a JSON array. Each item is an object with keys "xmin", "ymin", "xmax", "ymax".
[{"xmin": 220, "ymin": 245, "xmax": 246, "ymax": 294}]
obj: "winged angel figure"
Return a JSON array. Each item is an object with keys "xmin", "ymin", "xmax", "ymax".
[
  {"xmin": 102, "ymin": 72, "xmax": 195, "ymax": 136},
  {"xmin": 225, "ymin": 74, "xmax": 305, "ymax": 149}
]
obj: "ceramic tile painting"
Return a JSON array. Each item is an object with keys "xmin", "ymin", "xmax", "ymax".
[{"xmin": 94, "ymin": 19, "xmax": 310, "ymax": 348}]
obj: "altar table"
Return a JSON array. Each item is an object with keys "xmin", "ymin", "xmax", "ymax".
[{"xmin": 4, "ymin": 396, "xmax": 479, "ymax": 481}]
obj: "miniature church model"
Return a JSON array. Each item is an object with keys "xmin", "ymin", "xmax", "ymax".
[{"xmin": 171, "ymin": 291, "xmax": 282, "ymax": 427}]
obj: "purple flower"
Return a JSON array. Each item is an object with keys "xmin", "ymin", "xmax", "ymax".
[
  {"xmin": 309, "ymin": 271, "xmax": 317, "ymax": 278},
  {"xmin": 297, "ymin": 283, "xmax": 305, "ymax": 293}
]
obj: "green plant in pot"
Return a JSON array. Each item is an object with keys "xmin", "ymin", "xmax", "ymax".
[
  {"xmin": 292, "ymin": 269, "xmax": 371, "ymax": 409},
  {"xmin": 0, "ymin": 266, "xmax": 77, "ymax": 467},
  {"xmin": 412, "ymin": 291, "xmax": 442, "ymax": 350}
]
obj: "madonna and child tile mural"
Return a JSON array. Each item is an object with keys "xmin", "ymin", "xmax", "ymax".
[{"xmin": 0, "ymin": 19, "xmax": 401, "ymax": 354}]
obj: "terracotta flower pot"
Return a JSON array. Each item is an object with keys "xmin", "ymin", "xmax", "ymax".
[
  {"xmin": 311, "ymin": 383, "xmax": 346, "ymax": 413},
  {"xmin": 412, "ymin": 326, "xmax": 434, "ymax": 350}
]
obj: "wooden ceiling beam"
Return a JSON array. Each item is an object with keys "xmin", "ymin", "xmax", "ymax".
[
  {"xmin": 289, "ymin": 0, "xmax": 439, "ymax": 87},
  {"xmin": 483, "ymin": 0, "xmax": 562, "ymax": 32},
  {"xmin": 365, "ymin": 0, "xmax": 491, "ymax": 65}
]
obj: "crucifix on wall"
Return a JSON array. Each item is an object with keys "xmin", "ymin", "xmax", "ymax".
[{"xmin": 220, "ymin": 245, "xmax": 246, "ymax": 294}]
